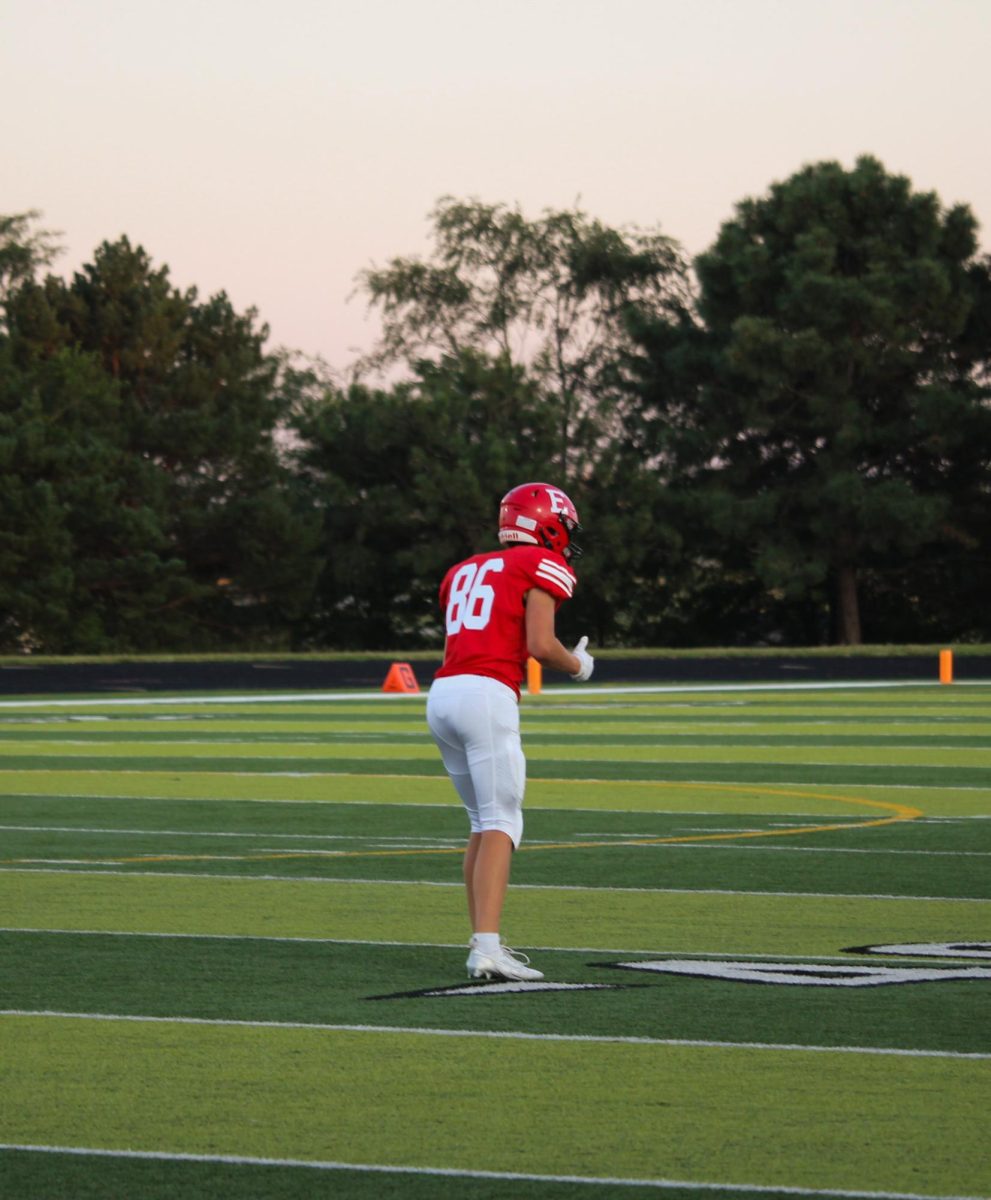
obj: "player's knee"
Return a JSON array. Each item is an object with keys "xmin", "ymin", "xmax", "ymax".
[{"xmin": 478, "ymin": 811, "xmax": 523, "ymax": 849}]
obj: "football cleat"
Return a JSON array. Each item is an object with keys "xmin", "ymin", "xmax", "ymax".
[{"xmin": 466, "ymin": 944, "xmax": 545, "ymax": 982}]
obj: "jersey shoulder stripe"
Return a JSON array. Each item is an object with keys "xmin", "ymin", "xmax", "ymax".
[
  {"xmin": 534, "ymin": 557, "xmax": 576, "ymax": 598},
  {"xmin": 536, "ymin": 556, "xmax": 576, "ymax": 587},
  {"xmin": 537, "ymin": 556, "xmax": 576, "ymax": 586}
]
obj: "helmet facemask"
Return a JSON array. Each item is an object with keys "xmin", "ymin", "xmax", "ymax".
[{"xmin": 557, "ymin": 515, "xmax": 582, "ymax": 562}]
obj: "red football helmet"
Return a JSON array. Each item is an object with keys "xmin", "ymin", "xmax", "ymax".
[{"xmin": 498, "ymin": 482, "xmax": 582, "ymax": 561}]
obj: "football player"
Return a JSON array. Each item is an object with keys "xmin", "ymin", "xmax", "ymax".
[{"xmin": 426, "ymin": 482, "xmax": 595, "ymax": 981}]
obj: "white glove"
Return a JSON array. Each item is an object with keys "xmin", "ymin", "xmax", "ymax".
[{"xmin": 570, "ymin": 636, "xmax": 594, "ymax": 682}]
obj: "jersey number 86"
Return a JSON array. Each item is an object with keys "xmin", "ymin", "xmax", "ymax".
[{"xmin": 446, "ymin": 559, "xmax": 504, "ymax": 634}]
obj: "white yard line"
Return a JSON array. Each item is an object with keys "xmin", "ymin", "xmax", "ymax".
[
  {"xmin": 0, "ymin": 824, "xmax": 466, "ymax": 843},
  {"xmin": 2, "ymin": 863, "xmax": 990, "ymax": 901},
  {"xmin": 1, "ymin": 926, "xmax": 984, "ymax": 965},
  {"xmin": 5, "ymin": 745, "xmax": 991, "ymax": 764},
  {"xmin": 0, "ymin": 770, "xmax": 988, "ymax": 795},
  {"xmin": 2, "ymin": 1009, "xmax": 989, "ymax": 1062},
  {"xmin": 1, "ymin": 1144, "xmax": 987, "ymax": 1200},
  {"xmin": 3, "ymin": 825, "xmax": 990, "ymax": 857}
]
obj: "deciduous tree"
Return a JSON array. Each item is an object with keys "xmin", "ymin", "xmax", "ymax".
[
  {"xmin": 357, "ymin": 197, "xmax": 690, "ymax": 477},
  {"xmin": 0, "ymin": 210, "xmax": 61, "ymax": 305}
]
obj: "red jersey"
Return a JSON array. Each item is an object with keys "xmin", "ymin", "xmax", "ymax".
[{"xmin": 434, "ymin": 544, "xmax": 577, "ymax": 698}]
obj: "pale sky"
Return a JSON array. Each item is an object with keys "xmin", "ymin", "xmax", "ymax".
[{"xmin": 4, "ymin": 0, "xmax": 990, "ymax": 370}]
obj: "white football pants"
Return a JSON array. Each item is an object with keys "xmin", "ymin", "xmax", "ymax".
[{"xmin": 426, "ymin": 674, "xmax": 525, "ymax": 848}]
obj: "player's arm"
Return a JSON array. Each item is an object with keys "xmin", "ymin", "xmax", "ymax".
[{"xmin": 525, "ymin": 587, "xmax": 593, "ymax": 679}]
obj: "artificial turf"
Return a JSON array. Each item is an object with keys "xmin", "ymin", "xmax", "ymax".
[{"xmin": 2, "ymin": 684, "xmax": 990, "ymax": 1198}]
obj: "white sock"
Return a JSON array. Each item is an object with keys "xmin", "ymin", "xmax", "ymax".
[{"xmin": 474, "ymin": 932, "xmax": 500, "ymax": 956}]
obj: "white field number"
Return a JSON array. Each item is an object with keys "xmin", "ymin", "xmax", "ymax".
[{"xmin": 446, "ymin": 559, "xmax": 504, "ymax": 634}]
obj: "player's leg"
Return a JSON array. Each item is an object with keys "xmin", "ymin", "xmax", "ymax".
[
  {"xmin": 463, "ymin": 831, "xmax": 482, "ymax": 929},
  {"xmin": 468, "ymin": 829, "xmax": 513, "ymax": 933},
  {"xmin": 427, "ymin": 679, "xmax": 483, "ymax": 936},
  {"xmin": 461, "ymin": 676, "xmax": 525, "ymax": 848},
  {"xmin": 459, "ymin": 679, "xmax": 542, "ymax": 980},
  {"xmin": 428, "ymin": 676, "xmax": 541, "ymax": 980}
]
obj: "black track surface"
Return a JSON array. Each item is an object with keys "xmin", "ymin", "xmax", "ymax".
[{"xmin": 0, "ymin": 652, "xmax": 986, "ymax": 696}]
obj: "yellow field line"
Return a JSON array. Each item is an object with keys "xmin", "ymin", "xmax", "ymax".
[{"xmin": 2, "ymin": 784, "xmax": 922, "ymax": 866}]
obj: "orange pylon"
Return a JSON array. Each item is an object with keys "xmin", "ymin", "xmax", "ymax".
[{"xmin": 382, "ymin": 662, "xmax": 420, "ymax": 693}]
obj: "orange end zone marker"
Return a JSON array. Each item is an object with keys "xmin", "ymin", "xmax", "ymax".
[
  {"xmin": 382, "ymin": 662, "xmax": 420, "ymax": 693},
  {"xmin": 527, "ymin": 657, "xmax": 542, "ymax": 695},
  {"xmin": 939, "ymin": 648, "xmax": 953, "ymax": 685}
]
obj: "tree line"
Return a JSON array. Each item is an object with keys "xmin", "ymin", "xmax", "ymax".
[{"xmin": 2, "ymin": 155, "xmax": 989, "ymax": 654}]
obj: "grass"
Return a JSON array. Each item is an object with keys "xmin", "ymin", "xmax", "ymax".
[
  {"xmin": 1, "ymin": 681, "xmax": 990, "ymax": 1198},
  {"xmin": 7, "ymin": 1015, "xmax": 987, "ymax": 1193}
]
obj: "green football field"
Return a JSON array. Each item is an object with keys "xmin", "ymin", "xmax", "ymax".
[{"xmin": 1, "ymin": 681, "xmax": 989, "ymax": 1199}]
